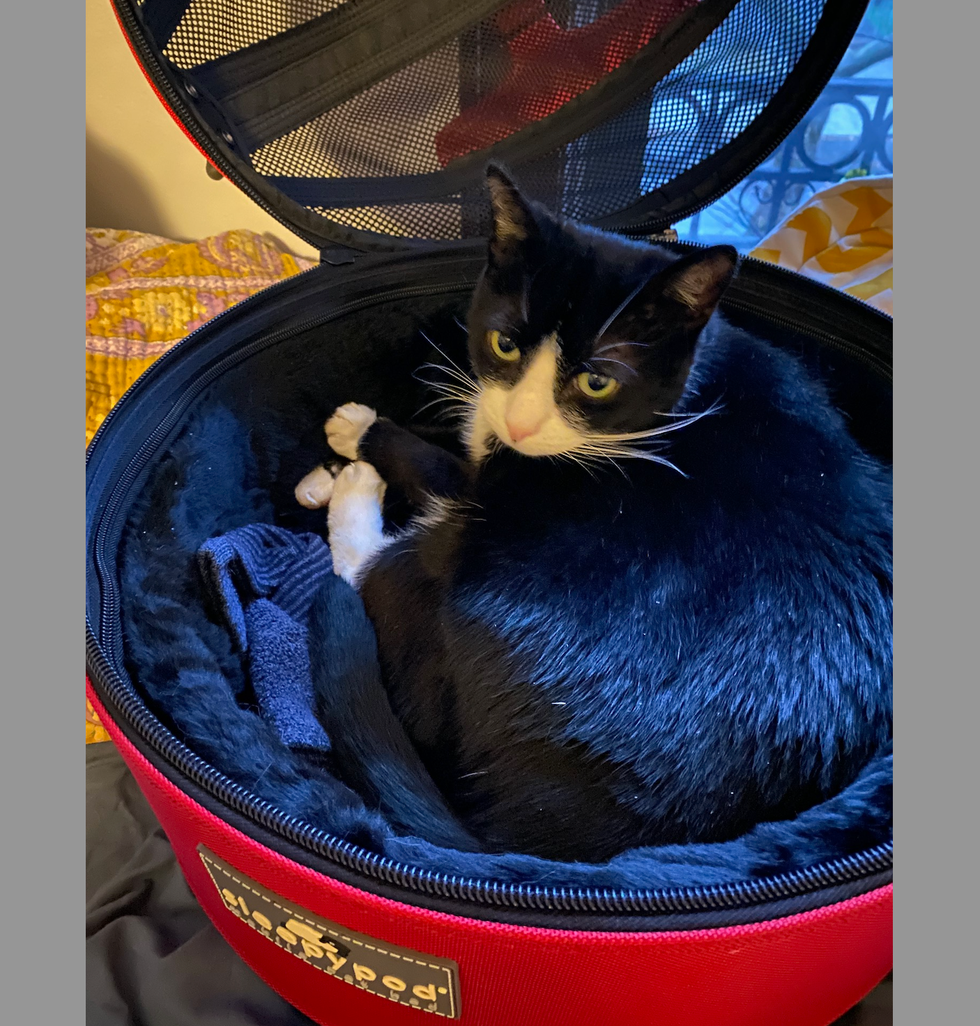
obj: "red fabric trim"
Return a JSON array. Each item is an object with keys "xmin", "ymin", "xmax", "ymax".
[{"xmin": 86, "ymin": 680, "xmax": 891, "ymax": 1025}]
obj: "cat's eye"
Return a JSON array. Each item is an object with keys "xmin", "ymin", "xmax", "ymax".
[
  {"xmin": 488, "ymin": 329, "xmax": 520, "ymax": 362},
  {"xmin": 576, "ymin": 371, "xmax": 620, "ymax": 399}
]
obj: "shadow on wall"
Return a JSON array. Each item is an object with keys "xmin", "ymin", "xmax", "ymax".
[{"xmin": 86, "ymin": 131, "xmax": 176, "ymax": 239}]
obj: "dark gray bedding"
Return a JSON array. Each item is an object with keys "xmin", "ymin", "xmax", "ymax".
[
  {"xmin": 85, "ymin": 742, "xmax": 891, "ymax": 1025},
  {"xmin": 86, "ymin": 741, "xmax": 314, "ymax": 1026}
]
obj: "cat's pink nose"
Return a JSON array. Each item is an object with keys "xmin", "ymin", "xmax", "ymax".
[{"xmin": 506, "ymin": 419, "xmax": 541, "ymax": 443}]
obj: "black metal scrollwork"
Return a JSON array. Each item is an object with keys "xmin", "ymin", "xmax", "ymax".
[{"xmin": 680, "ymin": 76, "xmax": 892, "ymax": 246}]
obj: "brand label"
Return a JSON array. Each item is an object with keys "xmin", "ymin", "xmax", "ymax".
[{"xmin": 198, "ymin": 845, "xmax": 460, "ymax": 1018}]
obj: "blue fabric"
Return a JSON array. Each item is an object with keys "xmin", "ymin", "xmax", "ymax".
[{"xmin": 197, "ymin": 524, "xmax": 333, "ymax": 752}]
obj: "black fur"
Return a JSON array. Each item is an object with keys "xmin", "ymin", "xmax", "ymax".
[
  {"xmin": 358, "ymin": 418, "xmax": 473, "ymax": 508},
  {"xmin": 351, "ymin": 167, "xmax": 892, "ymax": 862},
  {"xmin": 306, "ymin": 574, "xmax": 481, "ymax": 851}
]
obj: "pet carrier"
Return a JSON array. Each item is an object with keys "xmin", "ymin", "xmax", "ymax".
[{"xmin": 86, "ymin": 2, "xmax": 892, "ymax": 1023}]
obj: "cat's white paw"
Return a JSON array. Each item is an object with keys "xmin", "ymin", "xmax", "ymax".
[
  {"xmin": 327, "ymin": 461, "xmax": 388, "ymax": 586},
  {"xmin": 294, "ymin": 465, "xmax": 338, "ymax": 509},
  {"xmin": 332, "ymin": 459, "xmax": 386, "ymax": 504},
  {"xmin": 326, "ymin": 403, "xmax": 377, "ymax": 460}
]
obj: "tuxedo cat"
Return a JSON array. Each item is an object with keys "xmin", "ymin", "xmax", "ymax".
[{"xmin": 297, "ymin": 166, "xmax": 892, "ymax": 863}]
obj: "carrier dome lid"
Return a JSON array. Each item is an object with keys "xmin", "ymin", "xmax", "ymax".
[{"xmin": 111, "ymin": 0, "xmax": 868, "ymax": 255}]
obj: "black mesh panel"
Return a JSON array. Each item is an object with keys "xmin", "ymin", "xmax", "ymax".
[
  {"xmin": 640, "ymin": 0, "xmax": 820, "ymax": 192},
  {"xmin": 131, "ymin": 0, "xmax": 847, "ymax": 244},
  {"xmin": 163, "ymin": 0, "xmax": 345, "ymax": 69},
  {"xmin": 252, "ymin": 41, "xmax": 463, "ymax": 180},
  {"xmin": 313, "ymin": 201, "xmax": 464, "ymax": 239}
]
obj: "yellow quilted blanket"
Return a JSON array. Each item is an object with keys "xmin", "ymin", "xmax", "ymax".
[{"xmin": 85, "ymin": 228, "xmax": 316, "ymax": 742}]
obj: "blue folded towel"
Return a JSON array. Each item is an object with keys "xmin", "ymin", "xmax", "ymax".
[{"xmin": 197, "ymin": 524, "xmax": 334, "ymax": 752}]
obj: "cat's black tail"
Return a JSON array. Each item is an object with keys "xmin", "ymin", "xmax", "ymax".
[{"xmin": 307, "ymin": 574, "xmax": 483, "ymax": 853}]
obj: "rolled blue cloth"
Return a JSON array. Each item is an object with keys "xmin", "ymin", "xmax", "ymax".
[{"xmin": 197, "ymin": 524, "xmax": 334, "ymax": 752}]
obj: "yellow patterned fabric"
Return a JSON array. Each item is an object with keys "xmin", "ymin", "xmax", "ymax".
[
  {"xmin": 86, "ymin": 701, "xmax": 111, "ymax": 746},
  {"xmin": 750, "ymin": 175, "xmax": 892, "ymax": 316},
  {"xmin": 86, "ymin": 228, "xmax": 316, "ymax": 447},
  {"xmin": 85, "ymin": 228, "xmax": 317, "ymax": 741}
]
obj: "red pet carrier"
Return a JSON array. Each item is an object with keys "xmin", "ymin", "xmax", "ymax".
[{"xmin": 86, "ymin": 2, "xmax": 893, "ymax": 1024}]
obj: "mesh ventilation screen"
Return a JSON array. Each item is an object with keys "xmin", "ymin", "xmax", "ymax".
[
  {"xmin": 146, "ymin": 0, "xmax": 833, "ymax": 241},
  {"xmin": 314, "ymin": 202, "xmax": 465, "ymax": 239},
  {"xmin": 641, "ymin": 0, "xmax": 813, "ymax": 192},
  {"xmin": 252, "ymin": 42, "xmax": 463, "ymax": 180},
  {"xmin": 163, "ymin": 0, "xmax": 345, "ymax": 69}
]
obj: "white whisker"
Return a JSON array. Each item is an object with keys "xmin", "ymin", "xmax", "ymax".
[
  {"xmin": 591, "ymin": 400, "xmax": 723, "ymax": 444},
  {"xmin": 418, "ymin": 331, "xmax": 474, "ymax": 382},
  {"xmin": 593, "ymin": 341, "xmax": 649, "ymax": 357},
  {"xmin": 591, "ymin": 356, "xmax": 638, "ymax": 378},
  {"xmin": 413, "ymin": 395, "xmax": 472, "ymax": 419},
  {"xmin": 414, "ymin": 384, "xmax": 469, "ymax": 403},
  {"xmin": 552, "ymin": 450, "xmax": 600, "ymax": 481},
  {"xmin": 581, "ymin": 442, "xmax": 688, "ymax": 478},
  {"xmin": 420, "ymin": 386, "xmax": 478, "ymax": 412},
  {"xmin": 642, "ymin": 409, "xmax": 714, "ymax": 418},
  {"xmin": 421, "ymin": 383, "xmax": 479, "ymax": 407},
  {"xmin": 416, "ymin": 361, "xmax": 479, "ymax": 392},
  {"xmin": 584, "ymin": 450, "xmax": 630, "ymax": 480},
  {"xmin": 427, "ymin": 390, "xmax": 476, "ymax": 410},
  {"xmin": 594, "ymin": 275, "xmax": 654, "ymax": 343}
]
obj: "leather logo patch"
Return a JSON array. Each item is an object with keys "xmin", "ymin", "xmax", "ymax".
[{"xmin": 198, "ymin": 845, "xmax": 460, "ymax": 1018}]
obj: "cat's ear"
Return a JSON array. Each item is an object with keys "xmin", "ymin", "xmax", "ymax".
[
  {"xmin": 601, "ymin": 246, "xmax": 737, "ymax": 401},
  {"xmin": 606, "ymin": 247, "xmax": 738, "ymax": 341},
  {"xmin": 486, "ymin": 164, "xmax": 538, "ymax": 265},
  {"xmin": 657, "ymin": 246, "xmax": 739, "ymax": 328}
]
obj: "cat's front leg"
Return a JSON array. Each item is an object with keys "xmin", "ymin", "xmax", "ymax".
[
  {"xmin": 327, "ymin": 461, "xmax": 390, "ymax": 588},
  {"xmin": 326, "ymin": 402, "xmax": 378, "ymax": 460},
  {"xmin": 293, "ymin": 401, "xmax": 382, "ymax": 510},
  {"xmin": 327, "ymin": 403, "xmax": 472, "ymax": 511}
]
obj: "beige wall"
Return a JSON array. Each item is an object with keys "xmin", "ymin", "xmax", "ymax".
[{"xmin": 85, "ymin": 0, "xmax": 319, "ymax": 260}]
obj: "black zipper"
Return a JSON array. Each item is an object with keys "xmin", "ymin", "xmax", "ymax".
[
  {"xmin": 87, "ymin": 270, "xmax": 891, "ymax": 919},
  {"xmin": 725, "ymin": 296, "xmax": 891, "ymax": 378},
  {"xmin": 88, "ymin": 623, "xmax": 892, "ymax": 916},
  {"xmin": 643, "ymin": 238, "xmax": 892, "ymax": 378},
  {"xmin": 723, "ymin": 269, "xmax": 891, "ymax": 378},
  {"xmin": 89, "ymin": 626, "xmax": 891, "ymax": 916}
]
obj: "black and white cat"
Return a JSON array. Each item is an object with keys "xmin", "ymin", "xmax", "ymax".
[{"xmin": 296, "ymin": 166, "xmax": 892, "ymax": 863}]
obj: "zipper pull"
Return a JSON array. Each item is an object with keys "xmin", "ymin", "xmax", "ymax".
[{"xmin": 647, "ymin": 227, "xmax": 679, "ymax": 243}]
